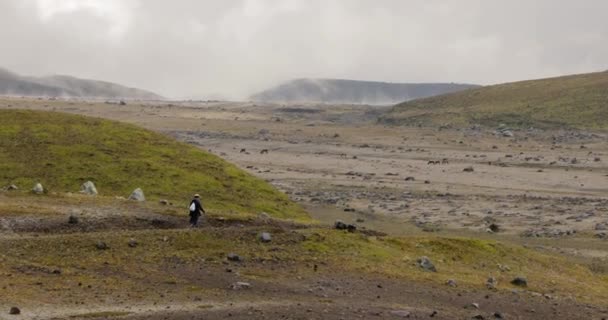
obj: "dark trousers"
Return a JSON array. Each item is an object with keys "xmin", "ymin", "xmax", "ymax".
[{"xmin": 189, "ymin": 214, "xmax": 200, "ymax": 226}]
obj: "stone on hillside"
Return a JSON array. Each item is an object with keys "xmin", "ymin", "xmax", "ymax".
[
  {"xmin": 9, "ymin": 307, "xmax": 20, "ymax": 315},
  {"xmin": 502, "ymin": 130, "xmax": 514, "ymax": 137},
  {"xmin": 227, "ymin": 253, "xmax": 242, "ymax": 262},
  {"xmin": 258, "ymin": 128, "xmax": 270, "ymax": 135},
  {"xmin": 68, "ymin": 215, "xmax": 79, "ymax": 224},
  {"xmin": 463, "ymin": 166, "xmax": 475, "ymax": 172},
  {"xmin": 446, "ymin": 279, "xmax": 457, "ymax": 287},
  {"xmin": 80, "ymin": 181, "xmax": 98, "ymax": 195},
  {"xmin": 128, "ymin": 188, "xmax": 145, "ymax": 201},
  {"xmin": 389, "ymin": 310, "xmax": 411, "ymax": 318},
  {"xmin": 159, "ymin": 199, "xmax": 169, "ymax": 205},
  {"xmin": 488, "ymin": 223, "xmax": 500, "ymax": 233},
  {"xmin": 32, "ymin": 183, "xmax": 44, "ymax": 194},
  {"xmin": 417, "ymin": 256, "xmax": 437, "ymax": 272},
  {"xmin": 511, "ymin": 277, "xmax": 527, "ymax": 287},
  {"xmin": 595, "ymin": 223, "xmax": 608, "ymax": 231},
  {"xmin": 260, "ymin": 232, "xmax": 272, "ymax": 243},
  {"xmin": 6, "ymin": 184, "xmax": 18, "ymax": 191},
  {"xmin": 230, "ymin": 281, "xmax": 251, "ymax": 290},
  {"xmin": 128, "ymin": 238, "xmax": 138, "ymax": 248},
  {"xmin": 486, "ymin": 277, "xmax": 498, "ymax": 290},
  {"xmin": 96, "ymin": 241, "xmax": 109, "ymax": 250},
  {"xmin": 334, "ymin": 220, "xmax": 348, "ymax": 230}
]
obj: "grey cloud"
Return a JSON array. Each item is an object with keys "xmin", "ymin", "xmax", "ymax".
[{"xmin": 1, "ymin": 0, "xmax": 607, "ymax": 99}]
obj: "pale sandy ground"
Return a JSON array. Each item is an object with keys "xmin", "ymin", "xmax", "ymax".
[{"xmin": 3, "ymin": 97, "xmax": 608, "ymax": 257}]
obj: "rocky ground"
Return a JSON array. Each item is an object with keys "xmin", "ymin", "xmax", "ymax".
[{"xmin": 1, "ymin": 97, "xmax": 608, "ymax": 319}]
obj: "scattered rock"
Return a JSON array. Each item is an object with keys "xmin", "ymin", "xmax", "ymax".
[
  {"xmin": 258, "ymin": 128, "xmax": 270, "ymax": 135},
  {"xmin": 227, "ymin": 253, "xmax": 242, "ymax": 262},
  {"xmin": 521, "ymin": 228, "xmax": 576, "ymax": 238},
  {"xmin": 68, "ymin": 215, "xmax": 79, "ymax": 224},
  {"xmin": 230, "ymin": 281, "xmax": 251, "ymax": 290},
  {"xmin": 128, "ymin": 238, "xmax": 138, "ymax": 248},
  {"xmin": 488, "ymin": 223, "xmax": 500, "ymax": 233},
  {"xmin": 347, "ymin": 224, "xmax": 357, "ymax": 233},
  {"xmin": 9, "ymin": 307, "xmax": 20, "ymax": 315},
  {"xmin": 5, "ymin": 184, "xmax": 18, "ymax": 191},
  {"xmin": 128, "ymin": 188, "xmax": 145, "ymax": 201},
  {"xmin": 260, "ymin": 232, "xmax": 272, "ymax": 243},
  {"xmin": 595, "ymin": 223, "xmax": 608, "ymax": 231},
  {"xmin": 95, "ymin": 241, "xmax": 109, "ymax": 250},
  {"xmin": 159, "ymin": 199, "xmax": 169, "ymax": 205},
  {"xmin": 334, "ymin": 220, "xmax": 348, "ymax": 230},
  {"xmin": 390, "ymin": 310, "xmax": 411, "ymax": 318},
  {"xmin": 472, "ymin": 314, "xmax": 485, "ymax": 320},
  {"xmin": 511, "ymin": 277, "xmax": 527, "ymax": 287},
  {"xmin": 334, "ymin": 220, "xmax": 357, "ymax": 232},
  {"xmin": 404, "ymin": 176, "xmax": 416, "ymax": 181},
  {"xmin": 446, "ymin": 279, "xmax": 457, "ymax": 287},
  {"xmin": 80, "ymin": 181, "xmax": 98, "ymax": 195},
  {"xmin": 463, "ymin": 166, "xmax": 475, "ymax": 172},
  {"xmin": 32, "ymin": 183, "xmax": 44, "ymax": 194},
  {"xmin": 502, "ymin": 130, "xmax": 514, "ymax": 138},
  {"xmin": 493, "ymin": 312, "xmax": 504, "ymax": 319},
  {"xmin": 417, "ymin": 256, "xmax": 437, "ymax": 272},
  {"xmin": 486, "ymin": 277, "xmax": 498, "ymax": 290}
]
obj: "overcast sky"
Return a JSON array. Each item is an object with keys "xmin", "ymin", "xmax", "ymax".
[{"xmin": 1, "ymin": 0, "xmax": 607, "ymax": 99}]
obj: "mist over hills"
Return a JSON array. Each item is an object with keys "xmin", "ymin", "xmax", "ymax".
[
  {"xmin": 251, "ymin": 78, "xmax": 480, "ymax": 105},
  {"xmin": 0, "ymin": 68, "xmax": 163, "ymax": 100}
]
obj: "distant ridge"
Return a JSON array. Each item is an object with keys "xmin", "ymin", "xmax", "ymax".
[
  {"xmin": 381, "ymin": 71, "xmax": 608, "ymax": 129},
  {"xmin": 0, "ymin": 67, "xmax": 163, "ymax": 100},
  {"xmin": 251, "ymin": 78, "xmax": 479, "ymax": 105}
]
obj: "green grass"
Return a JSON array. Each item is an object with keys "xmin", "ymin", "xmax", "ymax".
[
  {"xmin": 381, "ymin": 71, "xmax": 608, "ymax": 129},
  {"xmin": 1, "ymin": 228, "xmax": 607, "ymax": 305},
  {"xmin": 0, "ymin": 110, "xmax": 308, "ymax": 221}
]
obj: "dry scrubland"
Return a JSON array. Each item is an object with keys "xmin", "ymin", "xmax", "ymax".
[{"xmin": 1, "ymin": 97, "xmax": 608, "ymax": 319}]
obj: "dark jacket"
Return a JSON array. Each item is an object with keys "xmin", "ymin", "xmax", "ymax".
[{"xmin": 189, "ymin": 198, "xmax": 205, "ymax": 216}]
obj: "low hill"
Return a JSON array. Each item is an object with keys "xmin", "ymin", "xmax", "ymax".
[
  {"xmin": 251, "ymin": 78, "xmax": 479, "ymax": 105},
  {"xmin": 381, "ymin": 71, "xmax": 608, "ymax": 129},
  {"xmin": 0, "ymin": 109, "xmax": 306, "ymax": 220},
  {"xmin": 0, "ymin": 67, "xmax": 163, "ymax": 100}
]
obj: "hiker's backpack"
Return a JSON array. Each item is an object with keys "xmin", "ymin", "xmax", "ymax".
[{"xmin": 189, "ymin": 201, "xmax": 196, "ymax": 212}]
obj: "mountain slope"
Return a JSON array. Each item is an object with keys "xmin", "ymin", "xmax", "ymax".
[
  {"xmin": 381, "ymin": 71, "xmax": 608, "ymax": 129},
  {"xmin": 0, "ymin": 109, "xmax": 306, "ymax": 220},
  {"xmin": 0, "ymin": 67, "xmax": 163, "ymax": 99},
  {"xmin": 251, "ymin": 78, "xmax": 480, "ymax": 105}
]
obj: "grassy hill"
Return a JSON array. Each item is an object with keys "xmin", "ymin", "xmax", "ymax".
[
  {"xmin": 381, "ymin": 71, "xmax": 608, "ymax": 129},
  {"xmin": 0, "ymin": 110, "xmax": 307, "ymax": 220}
]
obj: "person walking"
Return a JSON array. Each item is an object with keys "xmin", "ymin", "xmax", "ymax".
[{"xmin": 189, "ymin": 194, "xmax": 206, "ymax": 227}]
